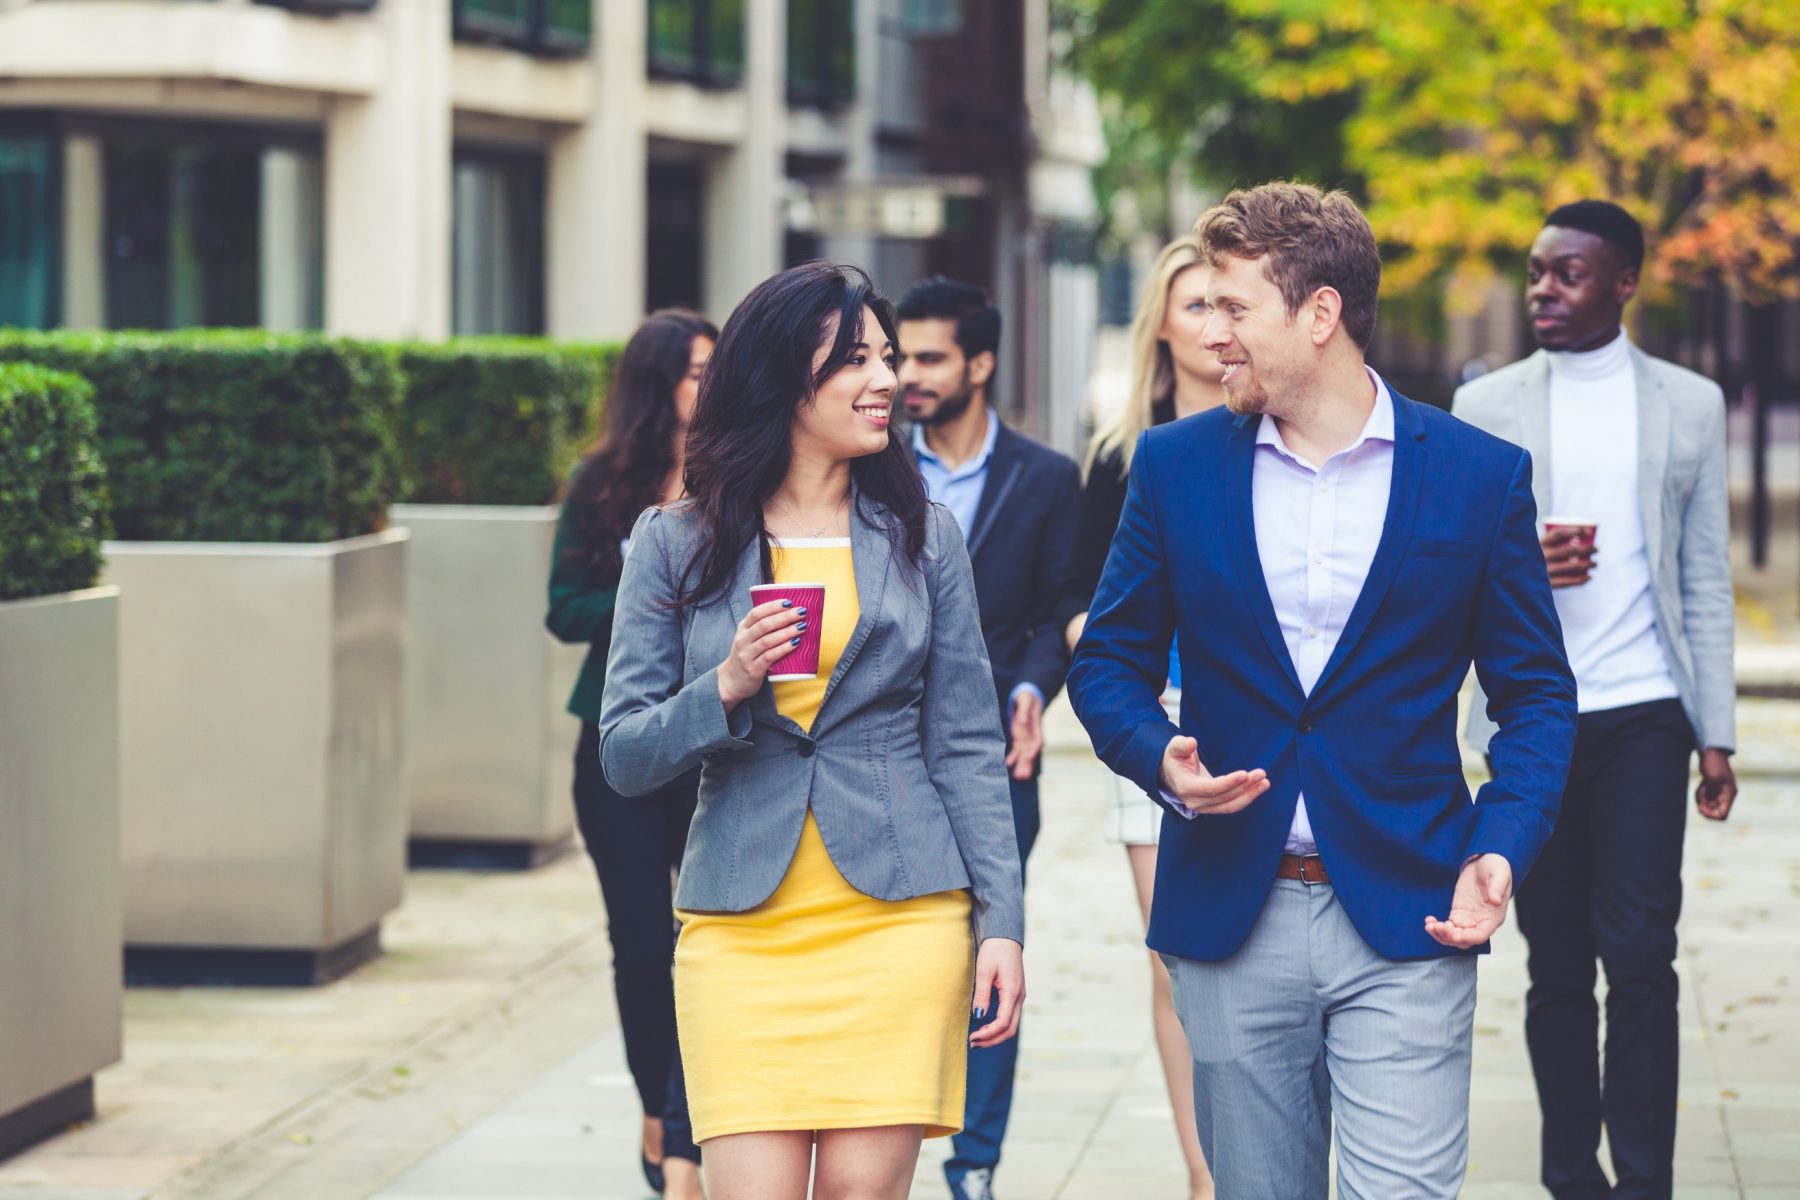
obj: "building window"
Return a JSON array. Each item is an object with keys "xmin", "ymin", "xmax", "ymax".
[
  {"xmin": 104, "ymin": 141, "xmax": 264, "ymax": 329},
  {"xmin": 788, "ymin": 0, "xmax": 855, "ymax": 106},
  {"xmin": 648, "ymin": 0, "xmax": 745, "ymax": 87},
  {"xmin": 646, "ymin": 160, "xmax": 704, "ymax": 313},
  {"xmin": 451, "ymin": 0, "xmax": 592, "ymax": 55},
  {"xmin": 539, "ymin": 0, "xmax": 594, "ymax": 53},
  {"xmin": 452, "ymin": 149, "xmax": 546, "ymax": 336},
  {"xmin": 454, "ymin": 0, "xmax": 535, "ymax": 45},
  {"xmin": 254, "ymin": 0, "xmax": 378, "ymax": 12},
  {"xmin": 0, "ymin": 135, "xmax": 58, "ymax": 329},
  {"xmin": 900, "ymin": 0, "xmax": 963, "ymax": 35}
]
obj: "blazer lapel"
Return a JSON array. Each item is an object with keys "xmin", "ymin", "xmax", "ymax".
[
  {"xmin": 812, "ymin": 489, "xmax": 892, "ymax": 730},
  {"xmin": 1632, "ymin": 346, "xmax": 1671, "ymax": 578},
  {"xmin": 1309, "ymin": 392, "xmax": 1426, "ymax": 702},
  {"xmin": 965, "ymin": 424, "xmax": 1021, "ymax": 562},
  {"xmin": 1517, "ymin": 351, "xmax": 1553, "ymax": 521},
  {"xmin": 1223, "ymin": 415, "xmax": 1306, "ymax": 699}
]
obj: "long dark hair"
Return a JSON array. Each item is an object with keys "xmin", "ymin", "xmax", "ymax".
[
  {"xmin": 568, "ymin": 309, "xmax": 717, "ymax": 576},
  {"xmin": 678, "ymin": 262, "xmax": 928, "ymax": 607}
]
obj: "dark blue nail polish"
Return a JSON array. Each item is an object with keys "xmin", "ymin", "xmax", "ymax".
[
  {"xmin": 791, "ymin": 637, "xmax": 802, "ymax": 646},
  {"xmin": 781, "ymin": 599, "xmax": 793, "ymax": 608},
  {"xmin": 975, "ymin": 1007, "xmax": 986, "ymax": 1019},
  {"xmin": 797, "ymin": 607, "xmax": 808, "ymax": 616},
  {"xmin": 796, "ymin": 622, "xmax": 808, "ymax": 632}
]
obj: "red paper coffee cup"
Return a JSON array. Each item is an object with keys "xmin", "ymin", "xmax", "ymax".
[
  {"xmin": 1544, "ymin": 516, "xmax": 1598, "ymax": 547},
  {"xmin": 749, "ymin": 582, "xmax": 827, "ymax": 681}
]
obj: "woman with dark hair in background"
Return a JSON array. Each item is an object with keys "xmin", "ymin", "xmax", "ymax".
[
  {"xmin": 598, "ymin": 262, "xmax": 1025, "ymax": 1200},
  {"xmin": 547, "ymin": 308, "xmax": 716, "ymax": 1200}
]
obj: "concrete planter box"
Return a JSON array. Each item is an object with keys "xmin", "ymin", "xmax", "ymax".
[
  {"xmin": 0, "ymin": 587, "xmax": 122, "ymax": 1157},
  {"xmin": 102, "ymin": 530, "xmax": 408, "ymax": 985},
  {"xmin": 391, "ymin": 504, "xmax": 585, "ymax": 869}
]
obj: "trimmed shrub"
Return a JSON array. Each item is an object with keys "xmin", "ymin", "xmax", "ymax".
[
  {"xmin": 0, "ymin": 330, "xmax": 404, "ymax": 542},
  {"xmin": 397, "ymin": 339, "xmax": 620, "ymax": 505},
  {"xmin": 0, "ymin": 363, "xmax": 108, "ymax": 601}
]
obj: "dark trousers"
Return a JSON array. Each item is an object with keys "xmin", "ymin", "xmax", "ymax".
[
  {"xmin": 573, "ymin": 722, "xmax": 701, "ymax": 1162},
  {"xmin": 946, "ymin": 774, "xmax": 1039, "ymax": 1191},
  {"xmin": 1513, "ymin": 698, "xmax": 1693, "ymax": 1200}
]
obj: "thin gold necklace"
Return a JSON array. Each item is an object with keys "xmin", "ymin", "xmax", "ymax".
[{"xmin": 768, "ymin": 494, "xmax": 847, "ymax": 538}]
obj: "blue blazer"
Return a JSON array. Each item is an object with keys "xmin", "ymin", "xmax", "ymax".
[{"xmin": 1068, "ymin": 390, "xmax": 1577, "ymax": 962}]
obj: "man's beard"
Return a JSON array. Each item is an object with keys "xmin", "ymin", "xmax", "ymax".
[
  {"xmin": 1222, "ymin": 372, "xmax": 1270, "ymax": 416},
  {"xmin": 907, "ymin": 379, "xmax": 976, "ymax": 427}
]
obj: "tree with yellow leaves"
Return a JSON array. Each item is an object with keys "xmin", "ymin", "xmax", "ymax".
[{"xmin": 1075, "ymin": 0, "xmax": 1800, "ymax": 308}]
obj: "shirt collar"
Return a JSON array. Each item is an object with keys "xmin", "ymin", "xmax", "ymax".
[
  {"xmin": 914, "ymin": 405, "xmax": 1000, "ymax": 474},
  {"xmin": 1255, "ymin": 367, "xmax": 1395, "ymax": 467}
]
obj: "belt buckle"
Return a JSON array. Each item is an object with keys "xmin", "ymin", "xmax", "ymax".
[{"xmin": 1297, "ymin": 854, "xmax": 1325, "ymax": 887}]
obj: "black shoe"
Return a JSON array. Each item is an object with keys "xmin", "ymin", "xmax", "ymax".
[{"xmin": 642, "ymin": 1151, "xmax": 666, "ymax": 1194}]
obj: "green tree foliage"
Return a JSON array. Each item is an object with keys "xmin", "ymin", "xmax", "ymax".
[{"xmin": 1073, "ymin": 0, "xmax": 1800, "ymax": 306}]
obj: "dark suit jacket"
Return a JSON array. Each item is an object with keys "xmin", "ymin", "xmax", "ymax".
[
  {"xmin": 958, "ymin": 421, "xmax": 1085, "ymax": 727},
  {"xmin": 1069, "ymin": 393, "xmax": 1577, "ymax": 962}
]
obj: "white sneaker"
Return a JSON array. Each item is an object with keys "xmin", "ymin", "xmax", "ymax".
[{"xmin": 953, "ymin": 1167, "xmax": 995, "ymax": 1200}]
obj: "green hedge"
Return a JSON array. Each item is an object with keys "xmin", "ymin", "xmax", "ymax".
[
  {"xmin": 396, "ymin": 339, "xmax": 619, "ymax": 505},
  {"xmin": 0, "ymin": 330, "xmax": 404, "ymax": 542},
  {"xmin": 0, "ymin": 363, "xmax": 108, "ymax": 602}
]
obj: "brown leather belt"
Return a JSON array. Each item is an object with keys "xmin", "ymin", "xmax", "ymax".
[{"xmin": 1276, "ymin": 853, "xmax": 1331, "ymax": 885}]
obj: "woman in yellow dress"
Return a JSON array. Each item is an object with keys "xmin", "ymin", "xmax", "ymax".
[{"xmin": 600, "ymin": 262, "xmax": 1026, "ymax": 1200}]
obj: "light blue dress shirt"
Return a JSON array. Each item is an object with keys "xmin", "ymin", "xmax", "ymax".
[
  {"xmin": 1164, "ymin": 369, "xmax": 1397, "ymax": 850},
  {"xmin": 913, "ymin": 405, "xmax": 1000, "ymax": 540},
  {"xmin": 913, "ymin": 409, "xmax": 1044, "ymax": 715}
]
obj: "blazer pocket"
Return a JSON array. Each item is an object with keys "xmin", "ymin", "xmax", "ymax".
[
  {"xmin": 1390, "ymin": 762, "xmax": 1466, "ymax": 780},
  {"xmin": 1408, "ymin": 538, "xmax": 1478, "ymax": 558}
]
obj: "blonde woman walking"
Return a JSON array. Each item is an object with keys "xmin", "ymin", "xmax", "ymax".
[{"xmin": 1067, "ymin": 235, "xmax": 1223, "ymax": 1200}]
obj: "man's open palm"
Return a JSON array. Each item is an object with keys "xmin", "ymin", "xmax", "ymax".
[
  {"xmin": 1160, "ymin": 735, "xmax": 1269, "ymax": 815},
  {"xmin": 1425, "ymin": 854, "xmax": 1514, "ymax": 949}
]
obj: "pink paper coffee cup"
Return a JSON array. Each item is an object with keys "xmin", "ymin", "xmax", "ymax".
[
  {"xmin": 1544, "ymin": 516, "xmax": 1598, "ymax": 547},
  {"xmin": 749, "ymin": 582, "xmax": 827, "ymax": 681}
]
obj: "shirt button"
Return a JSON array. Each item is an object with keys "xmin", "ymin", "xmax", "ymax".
[
  {"xmin": 1318, "ymin": 481, "xmax": 1331, "ymax": 493},
  {"xmin": 1312, "ymin": 553, "xmax": 1325, "ymax": 565},
  {"xmin": 1304, "ymin": 625, "xmax": 1319, "ymax": 639},
  {"xmin": 798, "ymin": 742, "xmax": 816, "ymax": 759}
]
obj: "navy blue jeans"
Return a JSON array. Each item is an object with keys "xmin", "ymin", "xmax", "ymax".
[
  {"xmin": 946, "ymin": 773, "xmax": 1039, "ymax": 1191},
  {"xmin": 573, "ymin": 722, "xmax": 701, "ymax": 1162}
]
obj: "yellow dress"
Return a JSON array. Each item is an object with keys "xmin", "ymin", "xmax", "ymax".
[{"xmin": 674, "ymin": 537, "xmax": 975, "ymax": 1142}]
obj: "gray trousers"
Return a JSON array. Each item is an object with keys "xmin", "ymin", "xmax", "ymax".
[{"xmin": 1164, "ymin": 880, "xmax": 1477, "ymax": 1200}]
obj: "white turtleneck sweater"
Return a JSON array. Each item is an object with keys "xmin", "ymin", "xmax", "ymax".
[{"xmin": 1547, "ymin": 331, "xmax": 1679, "ymax": 713}]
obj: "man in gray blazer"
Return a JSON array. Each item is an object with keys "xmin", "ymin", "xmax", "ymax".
[{"xmin": 1453, "ymin": 200, "xmax": 1737, "ymax": 1200}]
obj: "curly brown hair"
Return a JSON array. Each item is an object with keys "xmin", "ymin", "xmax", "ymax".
[{"xmin": 1194, "ymin": 182, "xmax": 1381, "ymax": 348}]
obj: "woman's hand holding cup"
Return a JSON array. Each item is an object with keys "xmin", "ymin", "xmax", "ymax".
[{"xmin": 718, "ymin": 599, "xmax": 808, "ymax": 711}]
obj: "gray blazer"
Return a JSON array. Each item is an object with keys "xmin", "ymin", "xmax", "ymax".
[
  {"xmin": 1453, "ymin": 345, "xmax": 1735, "ymax": 753},
  {"xmin": 597, "ymin": 495, "xmax": 1025, "ymax": 945}
]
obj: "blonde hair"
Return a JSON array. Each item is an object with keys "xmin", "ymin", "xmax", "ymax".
[{"xmin": 1085, "ymin": 235, "xmax": 1205, "ymax": 478}]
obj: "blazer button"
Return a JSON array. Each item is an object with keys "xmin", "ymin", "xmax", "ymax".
[
  {"xmin": 1298, "ymin": 717, "xmax": 1315, "ymax": 734},
  {"xmin": 798, "ymin": 742, "xmax": 816, "ymax": 758}
]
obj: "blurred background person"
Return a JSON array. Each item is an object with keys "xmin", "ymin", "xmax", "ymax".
[
  {"xmin": 895, "ymin": 276, "xmax": 1082, "ymax": 1200},
  {"xmin": 1454, "ymin": 201, "xmax": 1738, "ymax": 1200},
  {"xmin": 547, "ymin": 308, "xmax": 717, "ymax": 1200},
  {"xmin": 1067, "ymin": 233, "xmax": 1223, "ymax": 1200}
]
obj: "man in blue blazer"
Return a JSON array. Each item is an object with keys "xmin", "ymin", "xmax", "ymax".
[{"xmin": 1069, "ymin": 182, "xmax": 1577, "ymax": 1199}]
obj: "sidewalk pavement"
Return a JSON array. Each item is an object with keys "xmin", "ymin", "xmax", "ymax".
[{"xmin": 4, "ymin": 698, "xmax": 1799, "ymax": 1200}]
